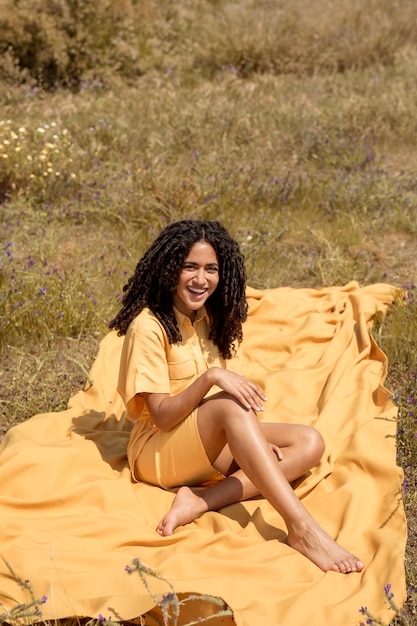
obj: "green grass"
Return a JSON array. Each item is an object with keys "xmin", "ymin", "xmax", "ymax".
[{"xmin": 1, "ymin": 0, "xmax": 417, "ymax": 623}]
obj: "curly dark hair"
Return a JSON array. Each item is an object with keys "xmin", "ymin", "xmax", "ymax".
[{"xmin": 109, "ymin": 220, "xmax": 247, "ymax": 359}]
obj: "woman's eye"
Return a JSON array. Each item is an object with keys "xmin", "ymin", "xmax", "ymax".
[{"xmin": 182, "ymin": 264, "xmax": 218, "ymax": 273}]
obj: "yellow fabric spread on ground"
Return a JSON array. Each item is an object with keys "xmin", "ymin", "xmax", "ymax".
[{"xmin": 0, "ymin": 282, "xmax": 407, "ymax": 626}]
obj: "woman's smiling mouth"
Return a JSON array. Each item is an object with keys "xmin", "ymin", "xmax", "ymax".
[{"xmin": 187, "ymin": 286, "xmax": 207, "ymax": 294}]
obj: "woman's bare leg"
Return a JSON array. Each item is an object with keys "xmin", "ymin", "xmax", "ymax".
[
  {"xmin": 158, "ymin": 394, "xmax": 364, "ymax": 574},
  {"xmin": 157, "ymin": 422, "xmax": 323, "ymax": 534}
]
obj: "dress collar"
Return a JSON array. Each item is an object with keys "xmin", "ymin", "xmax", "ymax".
[{"xmin": 173, "ymin": 305, "xmax": 209, "ymax": 328}]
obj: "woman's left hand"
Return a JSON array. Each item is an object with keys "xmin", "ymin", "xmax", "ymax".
[{"xmin": 270, "ymin": 443, "xmax": 284, "ymax": 461}]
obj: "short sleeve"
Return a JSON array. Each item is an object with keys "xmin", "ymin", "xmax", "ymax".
[{"xmin": 117, "ymin": 309, "xmax": 170, "ymax": 418}]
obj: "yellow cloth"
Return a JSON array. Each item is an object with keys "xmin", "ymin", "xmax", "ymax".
[{"xmin": 0, "ymin": 282, "xmax": 407, "ymax": 626}]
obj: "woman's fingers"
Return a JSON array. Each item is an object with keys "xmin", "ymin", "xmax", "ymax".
[
  {"xmin": 235, "ymin": 378, "xmax": 267, "ymax": 412},
  {"xmin": 243, "ymin": 388, "xmax": 264, "ymax": 412},
  {"xmin": 217, "ymin": 371, "xmax": 267, "ymax": 412},
  {"xmin": 270, "ymin": 444, "xmax": 284, "ymax": 461}
]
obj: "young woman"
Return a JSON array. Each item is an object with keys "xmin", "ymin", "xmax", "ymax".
[{"xmin": 110, "ymin": 220, "xmax": 364, "ymax": 574}]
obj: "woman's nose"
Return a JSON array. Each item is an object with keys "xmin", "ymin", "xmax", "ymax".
[{"xmin": 194, "ymin": 268, "xmax": 206, "ymax": 283}]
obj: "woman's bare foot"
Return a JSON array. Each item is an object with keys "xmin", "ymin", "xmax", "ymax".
[
  {"xmin": 287, "ymin": 521, "xmax": 365, "ymax": 573},
  {"xmin": 157, "ymin": 486, "xmax": 209, "ymax": 536},
  {"xmin": 158, "ymin": 489, "xmax": 364, "ymax": 574}
]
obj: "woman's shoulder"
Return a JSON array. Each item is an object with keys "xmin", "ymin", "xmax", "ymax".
[{"xmin": 128, "ymin": 307, "xmax": 165, "ymax": 336}]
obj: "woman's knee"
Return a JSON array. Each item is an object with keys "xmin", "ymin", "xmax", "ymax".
[
  {"xmin": 301, "ymin": 426, "xmax": 325, "ymax": 464},
  {"xmin": 198, "ymin": 393, "xmax": 255, "ymax": 446},
  {"xmin": 203, "ymin": 392, "xmax": 254, "ymax": 424}
]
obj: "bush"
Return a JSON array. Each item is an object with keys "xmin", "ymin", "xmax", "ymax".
[
  {"xmin": 2, "ymin": 0, "xmax": 417, "ymax": 89},
  {"xmin": 191, "ymin": 0, "xmax": 417, "ymax": 78},
  {"xmin": 0, "ymin": 0, "xmax": 153, "ymax": 89}
]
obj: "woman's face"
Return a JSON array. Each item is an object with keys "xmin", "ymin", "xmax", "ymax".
[{"xmin": 173, "ymin": 241, "xmax": 219, "ymax": 319}]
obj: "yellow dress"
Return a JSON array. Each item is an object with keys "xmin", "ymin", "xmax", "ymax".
[{"xmin": 118, "ymin": 305, "xmax": 239, "ymax": 488}]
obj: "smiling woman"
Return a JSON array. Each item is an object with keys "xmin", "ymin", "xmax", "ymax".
[{"xmin": 109, "ymin": 219, "xmax": 364, "ymax": 574}]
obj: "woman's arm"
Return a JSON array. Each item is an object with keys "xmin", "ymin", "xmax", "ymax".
[{"xmin": 144, "ymin": 367, "xmax": 267, "ymax": 432}]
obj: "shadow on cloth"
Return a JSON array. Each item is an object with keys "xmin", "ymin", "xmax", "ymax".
[{"xmin": 71, "ymin": 411, "xmax": 132, "ymax": 471}]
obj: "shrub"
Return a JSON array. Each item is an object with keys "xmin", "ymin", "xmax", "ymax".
[
  {"xmin": 192, "ymin": 0, "xmax": 417, "ymax": 78},
  {"xmin": 0, "ymin": 0, "xmax": 154, "ymax": 89}
]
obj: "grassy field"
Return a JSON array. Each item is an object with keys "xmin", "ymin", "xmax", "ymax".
[{"xmin": 1, "ymin": 0, "xmax": 417, "ymax": 623}]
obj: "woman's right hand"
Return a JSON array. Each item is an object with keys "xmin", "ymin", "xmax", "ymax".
[{"xmin": 208, "ymin": 368, "xmax": 267, "ymax": 413}]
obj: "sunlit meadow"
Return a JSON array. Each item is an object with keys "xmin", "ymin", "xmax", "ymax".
[{"xmin": 1, "ymin": 0, "xmax": 417, "ymax": 623}]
